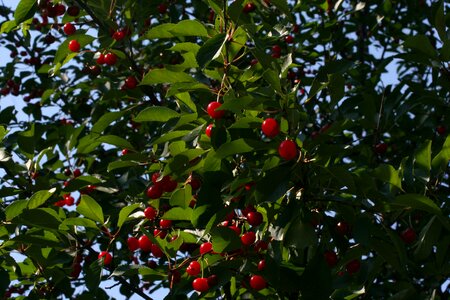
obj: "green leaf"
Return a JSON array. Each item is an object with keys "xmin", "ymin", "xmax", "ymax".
[
  {"xmin": 284, "ymin": 217, "xmax": 318, "ymax": 249},
  {"xmin": 5, "ymin": 200, "xmax": 28, "ymax": 220},
  {"xmin": 373, "ymin": 164, "xmax": 403, "ymax": 190},
  {"xmin": 263, "ymin": 69, "xmax": 283, "ymax": 95},
  {"xmin": 60, "ymin": 217, "xmax": 99, "ymax": 229},
  {"xmin": 18, "ymin": 208, "xmax": 61, "ymax": 230},
  {"xmin": 211, "ymin": 227, "xmax": 242, "ymax": 253},
  {"xmin": 161, "ymin": 207, "xmax": 193, "ymax": 221},
  {"xmin": 117, "ymin": 203, "xmax": 141, "ymax": 228},
  {"xmin": 107, "ymin": 160, "xmax": 139, "ymax": 172},
  {"xmin": 196, "ymin": 33, "xmax": 227, "ymax": 69},
  {"xmin": 413, "ymin": 140, "xmax": 431, "ymax": 183},
  {"xmin": 328, "ymin": 73, "xmax": 345, "ymax": 106},
  {"xmin": 76, "ymin": 195, "xmax": 104, "ymax": 224},
  {"xmin": 255, "ymin": 166, "xmax": 291, "ymax": 203},
  {"xmin": 0, "ymin": 269, "xmax": 10, "ymax": 296},
  {"xmin": 391, "ymin": 194, "xmax": 441, "ymax": 215},
  {"xmin": 14, "ymin": 0, "xmax": 37, "ymax": 24},
  {"xmin": 403, "ymin": 35, "xmax": 437, "ymax": 58},
  {"xmin": 145, "ymin": 20, "xmax": 208, "ymax": 39},
  {"xmin": 0, "ymin": 20, "xmax": 17, "ymax": 34},
  {"xmin": 169, "ymin": 186, "xmax": 192, "ymax": 208},
  {"xmin": 431, "ymin": 135, "xmax": 450, "ymax": 175},
  {"xmin": 215, "ymin": 139, "xmax": 267, "ymax": 159},
  {"xmin": 414, "ymin": 216, "xmax": 441, "ymax": 261},
  {"xmin": 140, "ymin": 69, "xmax": 195, "ymax": 85},
  {"xmin": 153, "ymin": 130, "xmax": 191, "ymax": 144},
  {"xmin": 91, "ymin": 111, "xmax": 125, "ymax": 135},
  {"xmin": 28, "ymin": 188, "xmax": 56, "ymax": 209},
  {"xmin": 96, "ymin": 135, "xmax": 134, "ymax": 150},
  {"xmin": 85, "ymin": 259, "xmax": 102, "ymax": 292},
  {"xmin": 270, "ymin": 0, "xmax": 294, "ymax": 21},
  {"xmin": 435, "ymin": 1, "xmax": 446, "ymax": 41},
  {"xmin": 134, "ymin": 107, "xmax": 180, "ymax": 123}
]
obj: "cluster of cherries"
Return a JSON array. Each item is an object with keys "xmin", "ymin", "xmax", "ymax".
[{"xmin": 205, "ymin": 102, "xmax": 299, "ymax": 161}]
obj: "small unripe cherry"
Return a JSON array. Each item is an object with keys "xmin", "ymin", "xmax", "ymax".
[
  {"xmin": 278, "ymin": 140, "xmax": 297, "ymax": 160},
  {"xmin": 207, "ymin": 102, "xmax": 225, "ymax": 119},
  {"xmin": 98, "ymin": 251, "xmax": 112, "ymax": 265},
  {"xmin": 261, "ymin": 118, "xmax": 280, "ymax": 138}
]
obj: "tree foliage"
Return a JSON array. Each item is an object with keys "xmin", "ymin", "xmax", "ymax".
[{"xmin": 0, "ymin": 0, "xmax": 449, "ymax": 299}]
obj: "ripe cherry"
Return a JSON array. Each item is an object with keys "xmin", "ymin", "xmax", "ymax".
[
  {"xmin": 436, "ymin": 125, "xmax": 446, "ymax": 135},
  {"xmin": 158, "ymin": 3, "xmax": 168, "ymax": 14},
  {"xmin": 159, "ymin": 219, "xmax": 172, "ymax": 229},
  {"xmin": 207, "ymin": 102, "xmax": 225, "ymax": 119},
  {"xmin": 200, "ymin": 242, "xmax": 213, "ymax": 255},
  {"xmin": 186, "ymin": 261, "xmax": 201, "ymax": 276},
  {"xmin": 146, "ymin": 185, "xmax": 163, "ymax": 199},
  {"xmin": 67, "ymin": 5, "xmax": 80, "ymax": 16},
  {"xmin": 205, "ymin": 124, "xmax": 214, "ymax": 137},
  {"xmin": 96, "ymin": 53, "xmax": 105, "ymax": 65},
  {"xmin": 229, "ymin": 225, "xmax": 241, "ymax": 235},
  {"xmin": 154, "ymin": 229, "xmax": 167, "ymax": 239},
  {"xmin": 254, "ymin": 240, "xmax": 269, "ymax": 253},
  {"xmin": 285, "ymin": 35, "xmax": 294, "ymax": 44},
  {"xmin": 346, "ymin": 259, "xmax": 361, "ymax": 275},
  {"xmin": 400, "ymin": 228, "xmax": 416, "ymax": 244},
  {"xmin": 187, "ymin": 174, "xmax": 201, "ymax": 190},
  {"xmin": 138, "ymin": 235, "xmax": 152, "ymax": 252},
  {"xmin": 246, "ymin": 211, "xmax": 263, "ymax": 227},
  {"xmin": 324, "ymin": 250, "xmax": 338, "ymax": 267},
  {"xmin": 243, "ymin": 3, "xmax": 256, "ymax": 13},
  {"xmin": 104, "ymin": 52, "xmax": 118, "ymax": 65},
  {"xmin": 272, "ymin": 45, "xmax": 281, "ymax": 53},
  {"xmin": 278, "ymin": 140, "xmax": 297, "ymax": 160},
  {"xmin": 113, "ymin": 30, "xmax": 126, "ymax": 41},
  {"xmin": 98, "ymin": 251, "xmax": 112, "ymax": 265},
  {"xmin": 374, "ymin": 142, "xmax": 388, "ymax": 154},
  {"xmin": 192, "ymin": 277, "xmax": 209, "ymax": 293},
  {"xmin": 63, "ymin": 23, "xmax": 76, "ymax": 35},
  {"xmin": 151, "ymin": 244, "xmax": 164, "ymax": 258},
  {"xmin": 73, "ymin": 168, "xmax": 81, "ymax": 177},
  {"xmin": 64, "ymin": 194, "xmax": 75, "ymax": 206},
  {"xmin": 71, "ymin": 263, "xmax": 82, "ymax": 278},
  {"xmin": 207, "ymin": 274, "xmax": 219, "ymax": 287},
  {"xmin": 144, "ymin": 207, "xmax": 157, "ymax": 220},
  {"xmin": 241, "ymin": 231, "xmax": 256, "ymax": 246},
  {"xmin": 261, "ymin": 118, "xmax": 280, "ymax": 138},
  {"xmin": 249, "ymin": 275, "xmax": 266, "ymax": 290},
  {"xmin": 162, "ymin": 177, "xmax": 178, "ymax": 192},
  {"xmin": 127, "ymin": 237, "xmax": 139, "ymax": 251},
  {"xmin": 336, "ymin": 221, "xmax": 350, "ymax": 236},
  {"xmin": 257, "ymin": 259, "xmax": 266, "ymax": 271},
  {"xmin": 125, "ymin": 76, "xmax": 138, "ymax": 89},
  {"xmin": 68, "ymin": 40, "xmax": 80, "ymax": 52}
]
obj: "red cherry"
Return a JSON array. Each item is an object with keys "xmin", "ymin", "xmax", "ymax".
[
  {"xmin": 400, "ymin": 228, "xmax": 416, "ymax": 244},
  {"xmin": 436, "ymin": 125, "xmax": 446, "ymax": 135},
  {"xmin": 229, "ymin": 225, "xmax": 241, "ymax": 235},
  {"xmin": 64, "ymin": 194, "xmax": 75, "ymax": 206},
  {"xmin": 67, "ymin": 6, "xmax": 80, "ymax": 16},
  {"xmin": 261, "ymin": 118, "xmax": 280, "ymax": 138},
  {"xmin": 246, "ymin": 211, "xmax": 263, "ymax": 227},
  {"xmin": 138, "ymin": 235, "xmax": 152, "ymax": 252},
  {"xmin": 125, "ymin": 76, "xmax": 138, "ymax": 89},
  {"xmin": 113, "ymin": 30, "xmax": 126, "ymax": 41},
  {"xmin": 55, "ymin": 4, "xmax": 66, "ymax": 16},
  {"xmin": 151, "ymin": 244, "xmax": 164, "ymax": 258},
  {"xmin": 186, "ymin": 261, "xmax": 201, "ymax": 276},
  {"xmin": 271, "ymin": 52, "xmax": 281, "ymax": 58},
  {"xmin": 207, "ymin": 102, "xmax": 225, "ymax": 119},
  {"xmin": 285, "ymin": 35, "xmax": 294, "ymax": 44},
  {"xmin": 73, "ymin": 168, "xmax": 81, "ymax": 177},
  {"xmin": 96, "ymin": 53, "xmax": 105, "ymax": 65},
  {"xmin": 192, "ymin": 277, "xmax": 209, "ymax": 293},
  {"xmin": 144, "ymin": 207, "xmax": 157, "ymax": 220},
  {"xmin": 205, "ymin": 123, "xmax": 214, "ymax": 138},
  {"xmin": 151, "ymin": 172, "xmax": 164, "ymax": 184},
  {"xmin": 153, "ymin": 229, "xmax": 167, "ymax": 239},
  {"xmin": 346, "ymin": 259, "xmax": 361, "ymax": 275},
  {"xmin": 121, "ymin": 149, "xmax": 129, "ymax": 156},
  {"xmin": 253, "ymin": 240, "xmax": 268, "ymax": 252},
  {"xmin": 336, "ymin": 221, "xmax": 350, "ymax": 236},
  {"xmin": 249, "ymin": 275, "xmax": 266, "ymax": 290},
  {"xmin": 374, "ymin": 142, "xmax": 388, "ymax": 154},
  {"xmin": 200, "ymin": 242, "xmax": 213, "ymax": 255},
  {"xmin": 158, "ymin": 3, "xmax": 168, "ymax": 14},
  {"xmin": 148, "ymin": 260, "xmax": 157, "ymax": 269},
  {"xmin": 243, "ymin": 3, "xmax": 256, "ymax": 13},
  {"xmin": 162, "ymin": 177, "xmax": 178, "ymax": 192},
  {"xmin": 272, "ymin": 45, "xmax": 281, "ymax": 53},
  {"xmin": 207, "ymin": 274, "xmax": 219, "ymax": 286},
  {"xmin": 104, "ymin": 52, "xmax": 118, "ymax": 65},
  {"xmin": 63, "ymin": 23, "xmax": 76, "ymax": 35},
  {"xmin": 278, "ymin": 140, "xmax": 297, "ymax": 160},
  {"xmin": 257, "ymin": 259, "xmax": 266, "ymax": 271},
  {"xmin": 187, "ymin": 174, "xmax": 201, "ymax": 190},
  {"xmin": 68, "ymin": 40, "xmax": 80, "ymax": 52},
  {"xmin": 241, "ymin": 231, "xmax": 256, "ymax": 246},
  {"xmin": 159, "ymin": 219, "xmax": 172, "ymax": 229},
  {"xmin": 127, "ymin": 237, "xmax": 139, "ymax": 251},
  {"xmin": 98, "ymin": 251, "xmax": 112, "ymax": 265},
  {"xmin": 324, "ymin": 250, "xmax": 338, "ymax": 267},
  {"xmin": 146, "ymin": 185, "xmax": 163, "ymax": 199},
  {"xmin": 71, "ymin": 263, "xmax": 82, "ymax": 278}
]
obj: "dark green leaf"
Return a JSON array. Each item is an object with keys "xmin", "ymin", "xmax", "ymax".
[
  {"xmin": 28, "ymin": 188, "xmax": 56, "ymax": 209},
  {"xmin": 196, "ymin": 33, "xmax": 227, "ymax": 69},
  {"xmin": 76, "ymin": 195, "xmax": 104, "ymax": 224},
  {"xmin": 161, "ymin": 207, "xmax": 193, "ymax": 221},
  {"xmin": 140, "ymin": 69, "xmax": 195, "ymax": 85},
  {"xmin": 117, "ymin": 203, "xmax": 141, "ymax": 228},
  {"xmin": 391, "ymin": 194, "xmax": 441, "ymax": 215},
  {"xmin": 211, "ymin": 227, "xmax": 242, "ymax": 253},
  {"xmin": 134, "ymin": 107, "xmax": 180, "ymax": 123}
]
